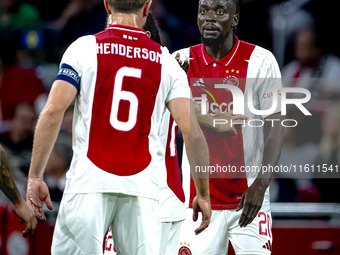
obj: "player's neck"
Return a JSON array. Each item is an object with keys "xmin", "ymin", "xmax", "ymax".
[
  {"xmin": 205, "ymin": 34, "xmax": 235, "ymax": 61},
  {"xmin": 110, "ymin": 13, "xmax": 144, "ymax": 29}
]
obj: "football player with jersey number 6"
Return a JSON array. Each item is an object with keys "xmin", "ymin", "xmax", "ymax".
[
  {"xmin": 24, "ymin": 0, "xmax": 212, "ymax": 254},
  {"xmin": 174, "ymin": 0, "xmax": 285, "ymax": 254}
]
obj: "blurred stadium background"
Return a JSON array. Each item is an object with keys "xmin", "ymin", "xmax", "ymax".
[{"xmin": 1, "ymin": 0, "xmax": 340, "ymax": 254}]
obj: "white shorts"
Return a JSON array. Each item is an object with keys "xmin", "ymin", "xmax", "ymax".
[
  {"xmin": 52, "ymin": 193, "xmax": 160, "ymax": 255},
  {"xmin": 160, "ymin": 221, "xmax": 182, "ymax": 255},
  {"xmin": 103, "ymin": 219, "xmax": 183, "ymax": 255},
  {"xmin": 177, "ymin": 205, "xmax": 272, "ymax": 255},
  {"xmin": 103, "ymin": 228, "xmax": 116, "ymax": 255}
]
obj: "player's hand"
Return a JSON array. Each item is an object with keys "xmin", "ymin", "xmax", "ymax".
[
  {"xmin": 26, "ymin": 177, "xmax": 53, "ymax": 221},
  {"xmin": 213, "ymin": 109, "xmax": 248, "ymax": 134},
  {"xmin": 235, "ymin": 182, "xmax": 267, "ymax": 227},
  {"xmin": 192, "ymin": 195, "xmax": 211, "ymax": 235},
  {"xmin": 13, "ymin": 197, "xmax": 38, "ymax": 238},
  {"xmin": 175, "ymin": 53, "xmax": 189, "ymax": 73}
]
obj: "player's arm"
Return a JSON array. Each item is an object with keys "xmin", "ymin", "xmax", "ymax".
[
  {"xmin": 27, "ymin": 80, "xmax": 76, "ymax": 220},
  {"xmin": 167, "ymin": 98, "xmax": 211, "ymax": 235},
  {"xmin": 166, "ymin": 47, "xmax": 211, "ymax": 234},
  {"xmin": 27, "ymin": 37, "xmax": 82, "ymax": 220},
  {"xmin": 172, "ymin": 49, "xmax": 248, "ymax": 133},
  {"xmin": 193, "ymin": 101, "xmax": 248, "ymax": 134},
  {"xmin": 237, "ymin": 50, "xmax": 284, "ymax": 227},
  {"xmin": 0, "ymin": 145, "xmax": 37, "ymax": 237},
  {"xmin": 237, "ymin": 114, "xmax": 284, "ymax": 227}
]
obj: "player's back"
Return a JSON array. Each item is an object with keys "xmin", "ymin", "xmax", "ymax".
[
  {"xmin": 88, "ymin": 25, "xmax": 163, "ymax": 176},
  {"xmin": 59, "ymin": 24, "xmax": 190, "ymax": 200}
]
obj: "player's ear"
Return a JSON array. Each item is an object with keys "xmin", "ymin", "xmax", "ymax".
[
  {"xmin": 143, "ymin": 0, "xmax": 152, "ymax": 18},
  {"xmin": 104, "ymin": 0, "xmax": 112, "ymax": 14},
  {"xmin": 232, "ymin": 14, "xmax": 239, "ymax": 28},
  {"xmin": 145, "ymin": 31, "xmax": 151, "ymax": 38}
]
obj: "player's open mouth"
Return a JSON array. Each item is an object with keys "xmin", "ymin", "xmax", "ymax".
[{"xmin": 203, "ymin": 25, "xmax": 220, "ymax": 35}]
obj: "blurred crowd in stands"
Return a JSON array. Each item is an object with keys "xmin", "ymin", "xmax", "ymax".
[{"xmin": 0, "ymin": 0, "xmax": 340, "ymax": 209}]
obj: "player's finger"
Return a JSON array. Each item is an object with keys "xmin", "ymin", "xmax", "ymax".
[
  {"xmin": 30, "ymin": 217, "xmax": 37, "ymax": 236},
  {"xmin": 195, "ymin": 213, "xmax": 210, "ymax": 235},
  {"xmin": 45, "ymin": 193, "xmax": 54, "ymax": 211},
  {"xmin": 239, "ymin": 202, "xmax": 251, "ymax": 227},
  {"xmin": 175, "ymin": 53, "xmax": 180, "ymax": 60},
  {"xmin": 183, "ymin": 59, "xmax": 189, "ymax": 69},
  {"xmin": 235, "ymin": 195, "xmax": 244, "ymax": 212},
  {"xmin": 232, "ymin": 114, "xmax": 248, "ymax": 120},
  {"xmin": 28, "ymin": 200, "xmax": 41, "ymax": 219},
  {"xmin": 250, "ymin": 205, "xmax": 262, "ymax": 225},
  {"xmin": 29, "ymin": 195, "xmax": 44, "ymax": 208},
  {"xmin": 39, "ymin": 206, "xmax": 47, "ymax": 221},
  {"xmin": 192, "ymin": 205, "xmax": 199, "ymax": 222},
  {"xmin": 22, "ymin": 221, "xmax": 32, "ymax": 238},
  {"xmin": 34, "ymin": 206, "xmax": 45, "ymax": 221},
  {"xmin": 230, "ymin": 127, "xmax": 237, "ymax": 135},
  {"xmin": 243, "ymin": 204, "xmax": 256, "ymax": 227}
]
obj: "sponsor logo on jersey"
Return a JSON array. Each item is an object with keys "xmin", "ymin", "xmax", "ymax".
[
  {"xmin": 192, "ymin": 78, "xmax": 206, "ymax": 87},
  {"xmin": 262, "ymin": 240, "xmax": 272, "ymax": 251},
  {"xmin": 263, "ymin": 90, "xmax": 281, "ymax": 98}
]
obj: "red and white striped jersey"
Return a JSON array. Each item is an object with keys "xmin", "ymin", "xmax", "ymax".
[
  {"xmin": 56, "ymin": 25, "xmax": 190, "ymax": 200},
  {"xmin": 175, "ymin": 36, "xmax": 282, "ymax": 210}
]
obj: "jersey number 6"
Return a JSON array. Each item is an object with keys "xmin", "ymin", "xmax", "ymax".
[{"xmin": 110, "ymin": 67, "xmax": 141, "ymax": 132}]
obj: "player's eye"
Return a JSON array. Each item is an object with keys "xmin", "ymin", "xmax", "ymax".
[
  {"xmin": 217, "ymin": 9, "xmax": 225, "ymax": 15},
  {"xmin": 200, "ymin": 9, "xmax": 207, "ymax": 15}
]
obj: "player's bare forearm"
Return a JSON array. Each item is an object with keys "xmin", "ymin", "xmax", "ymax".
[
  {"xmin": 181, "ymin": 101, "xmax": 211, "ymax": 234},
  {"xmin": 29, "ymin": 80, "xmax": 77, "ymax": 179},
  {"xmin": 183, "ymin": 129, "xmax": 210, "ymax": 197},
  {"xmin": 193, "ymin": 101, "xmax": 216, "ymax": 131},
  {"xmin": 237, "ymin": 113, "xmax": 284, "ymax": 227},
  {"xmin": 29, "ymin": 106, "xmax": 65, "ymax": 179},
  {"xmin": 0, "ymin": 145, "xmax": 22, "ymax": 205},
  {"xmin": 193, "ymin": 101, "xmax": 248, "ymax": 134},
  {"xmin": 253, "ymin": 113, "xmax": 285, "ymax": 189},
  {"xmin": 167, "ymin": 99, "xmax": 210, "ymax": 196}
]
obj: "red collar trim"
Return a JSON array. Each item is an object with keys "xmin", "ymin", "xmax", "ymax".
[
  {"xmin": 201, "ymin": 36, "xmax": 240, "ymax": 66},
  {"xmin": 107, "ymin": 24, "xmax": 146, "ymax": 35}
]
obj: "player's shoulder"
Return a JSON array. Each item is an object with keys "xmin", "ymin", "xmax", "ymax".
[
  {"xmin": 171, "ymin": 44, "xmax": 203, "ymax": 62},
  {"xmin": 189, "ymin": 43, "xmax": 203, "ymax": 52},
  {"xmin": 161, "ymin": 46, "xmax": 181, "ymax": 71},
  {"xmin": 249, "ymin": 44, "xmax": 278, "ymax": 67},
  {"xmin": 67, "ymin": 35, "xmax": 96, "ymax": 52},
  {"xmin": 162, "ymin": 46, "xmax": 174, "ymax": 63}
]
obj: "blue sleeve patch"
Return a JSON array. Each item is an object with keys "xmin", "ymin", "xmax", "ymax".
[{"xmin": 55, "ymin": 64, "xmax": 80, "ymax": 91}]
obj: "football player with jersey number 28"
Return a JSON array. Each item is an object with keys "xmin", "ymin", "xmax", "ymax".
[
  {"xmin": 25, "ymin": 0, "xmax": 213, "ymax": 254},
  {"xmin": 174, "ymin": 0, "xmax": 285, "ymax": 254}
]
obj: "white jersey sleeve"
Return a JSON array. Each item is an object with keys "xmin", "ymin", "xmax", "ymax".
[
  {"xmin": 161, "ymin": 47, "xmax": 190, "ymax": 102},
  {"xmin": 56, "ymin": 36, "xmax": 95, "ymax": 91},
  {"xmin": 60, "ymin": 38, "xmax": 83, "ymax": 75},
  {"xmin": 248, "ymin": 46, "xmax": 282, "ymax": 118},
  {"xmin": 171, "ymin": 48, "xmax": 190, "ymax": 67}
]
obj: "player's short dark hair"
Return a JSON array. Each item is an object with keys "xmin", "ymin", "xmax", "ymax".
[
  {"xmin": 107, "ymin": 0, "xmax": 148, "ymax": 13},
  {"xmin": 143, "ymin": 12, "xmax": 162, "ymax": 45}
]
